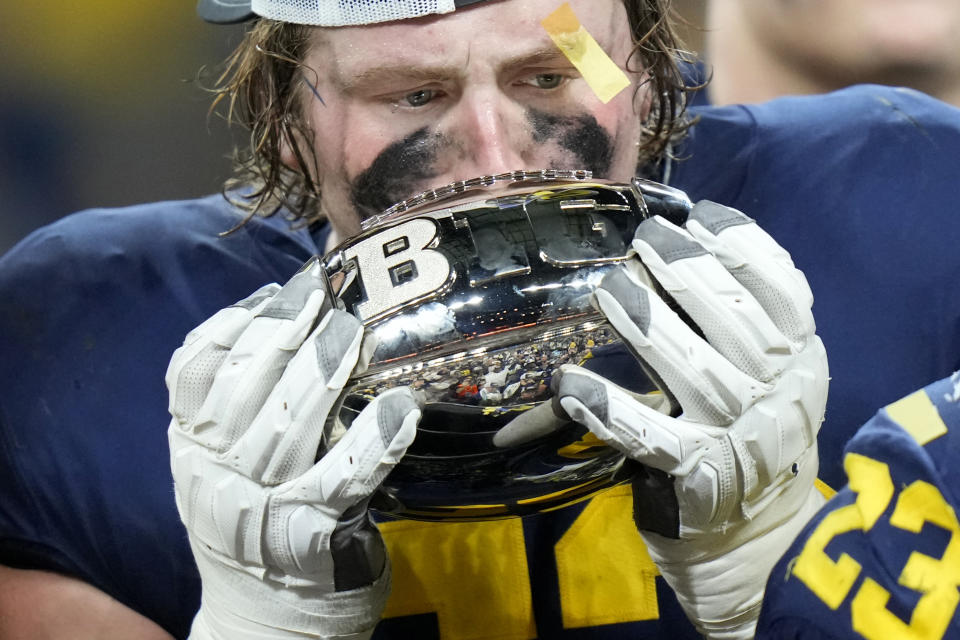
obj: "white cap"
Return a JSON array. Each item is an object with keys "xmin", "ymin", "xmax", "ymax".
[{"xmin": 198, "ymin": 0, "xmax": 492, "ymax": 26}]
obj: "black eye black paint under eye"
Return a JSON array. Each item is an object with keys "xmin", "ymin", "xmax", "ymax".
[
  {"xmin": 526, "ymin": 109, "xmax": 614, "ymax": 178},
  {"xmin": 349, "ymin": 112, "xmax": 615, "ymax": 218},
  {"xmin": 350, "ymin": 127, "xmax": 442, "ymax": 220}
]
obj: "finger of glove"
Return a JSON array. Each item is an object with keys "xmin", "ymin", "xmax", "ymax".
[
  {"xmin": 596, "ymin": 266, "xmax": 761, "ymax": 425},
  {"xmin": 557, "ymin": 366, "xmax": 743, "ymax": 530},
  {"xmin": 167, "ymin": 284, "xmax": 280, "ymax": 428},
  {"xmin": 188, "ymin": 261, "xmax": 329, "ymax": 453},
  {"xmin": 276, "ymin": 387, "xmax": 422, "ymax": 518},
  {"xmin": 229, "ymin": 308, "xmax": 365, "ymax": 485},
  {"xmin": 493, "ymin": 375, "xmax": 670, "ymax": 448},
  {"xmin": 492, "ymin": 400, "xmax": 568, "ymax": 447},
  {"xmin": 685, "ymin": 201, "xmax": 815, "ymax": 345},
  {"xmin": 633, "ymin": 216, "xmax": 792, "ymax": 382},
  {"xmin": 553, "ymin": 366, "xmax": 724, "ymax": 477}
]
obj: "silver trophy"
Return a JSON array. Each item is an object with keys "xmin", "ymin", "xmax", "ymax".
[{"xmin": 321, "ymin": 170, "xmax": 692, "ymax": 520}]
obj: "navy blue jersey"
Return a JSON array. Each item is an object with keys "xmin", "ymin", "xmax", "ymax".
[
  {"xmin": 2, "ymin": 85, "xmax": 960, "ymax": 638},
  {"xmin": 758, "ymin": 372, "xmax": 960, "ymax": 640}
]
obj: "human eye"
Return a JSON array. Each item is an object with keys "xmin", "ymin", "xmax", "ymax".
[
  {"xmin": 384, "ymin": 83, "xmax": 448, "ymax": 114},
  {"xmin": 517, "ymin": 73, "xmax": 568, "ymax": 90},
  {"xmin": 402, "ymin": 88, "xmax": 437, "ymax": 107}
]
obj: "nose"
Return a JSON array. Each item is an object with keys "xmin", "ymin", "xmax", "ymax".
[{"xmin": 441, "ymin": 87, "xmax": 529, "ymax": 177}]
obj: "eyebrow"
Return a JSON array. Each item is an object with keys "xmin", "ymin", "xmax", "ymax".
[
  {"xmin": 338, "ymin": 65, "xmax": 456, "ymax": 93},
  {"xmin": 337, "ymin": 47, "xmax": 572, "ymax": 93}
]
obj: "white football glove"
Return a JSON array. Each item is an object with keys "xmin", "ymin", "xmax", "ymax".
[
  {"xmin": 166, "ymin": 257, "xmax": 422, "ymax": 640},
  {"xmin": 501, "ymin": 202, "xmax": 828, "ymax": 639}
]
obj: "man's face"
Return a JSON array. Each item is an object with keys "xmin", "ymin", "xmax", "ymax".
[{"xmin": 287, "ymin": 0, "xmax": 647, "ymax": 239}]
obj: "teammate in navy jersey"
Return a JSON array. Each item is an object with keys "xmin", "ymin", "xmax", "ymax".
[
  {"xmin": 1, "ymin": 1, "xmax": 960, "ymax": 639},
  {"xmin": 758, "ymin": 372, "xmax": 960, "ymax": 640}
]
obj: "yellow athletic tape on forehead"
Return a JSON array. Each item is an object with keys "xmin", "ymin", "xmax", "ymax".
[{"xmin": 541, "ymin": 3, "xmax": 631, "ymax": 104}]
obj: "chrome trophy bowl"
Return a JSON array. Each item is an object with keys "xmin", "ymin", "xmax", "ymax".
[{"xmin": 321, "ymin": 170, "xmax": 692, "ymax": 520}]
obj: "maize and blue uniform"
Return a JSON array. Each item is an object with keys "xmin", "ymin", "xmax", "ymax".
[
  {"xmin": 758, "ymin": 372, "xmax": 960, "ymax": 640},
  {"xmin": 2, "ymin": 85, "xmax": 959, "ymax": 639}
]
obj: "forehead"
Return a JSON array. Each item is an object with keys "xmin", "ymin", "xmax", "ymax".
[{"xmin": 306, "ymin": 0, "xmax": 631, "ymax": 78}]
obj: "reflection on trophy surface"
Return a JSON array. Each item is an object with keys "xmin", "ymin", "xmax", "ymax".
[{"xmin": 320, "ymin": 170, "xmax": 692, "ymax": 520}]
